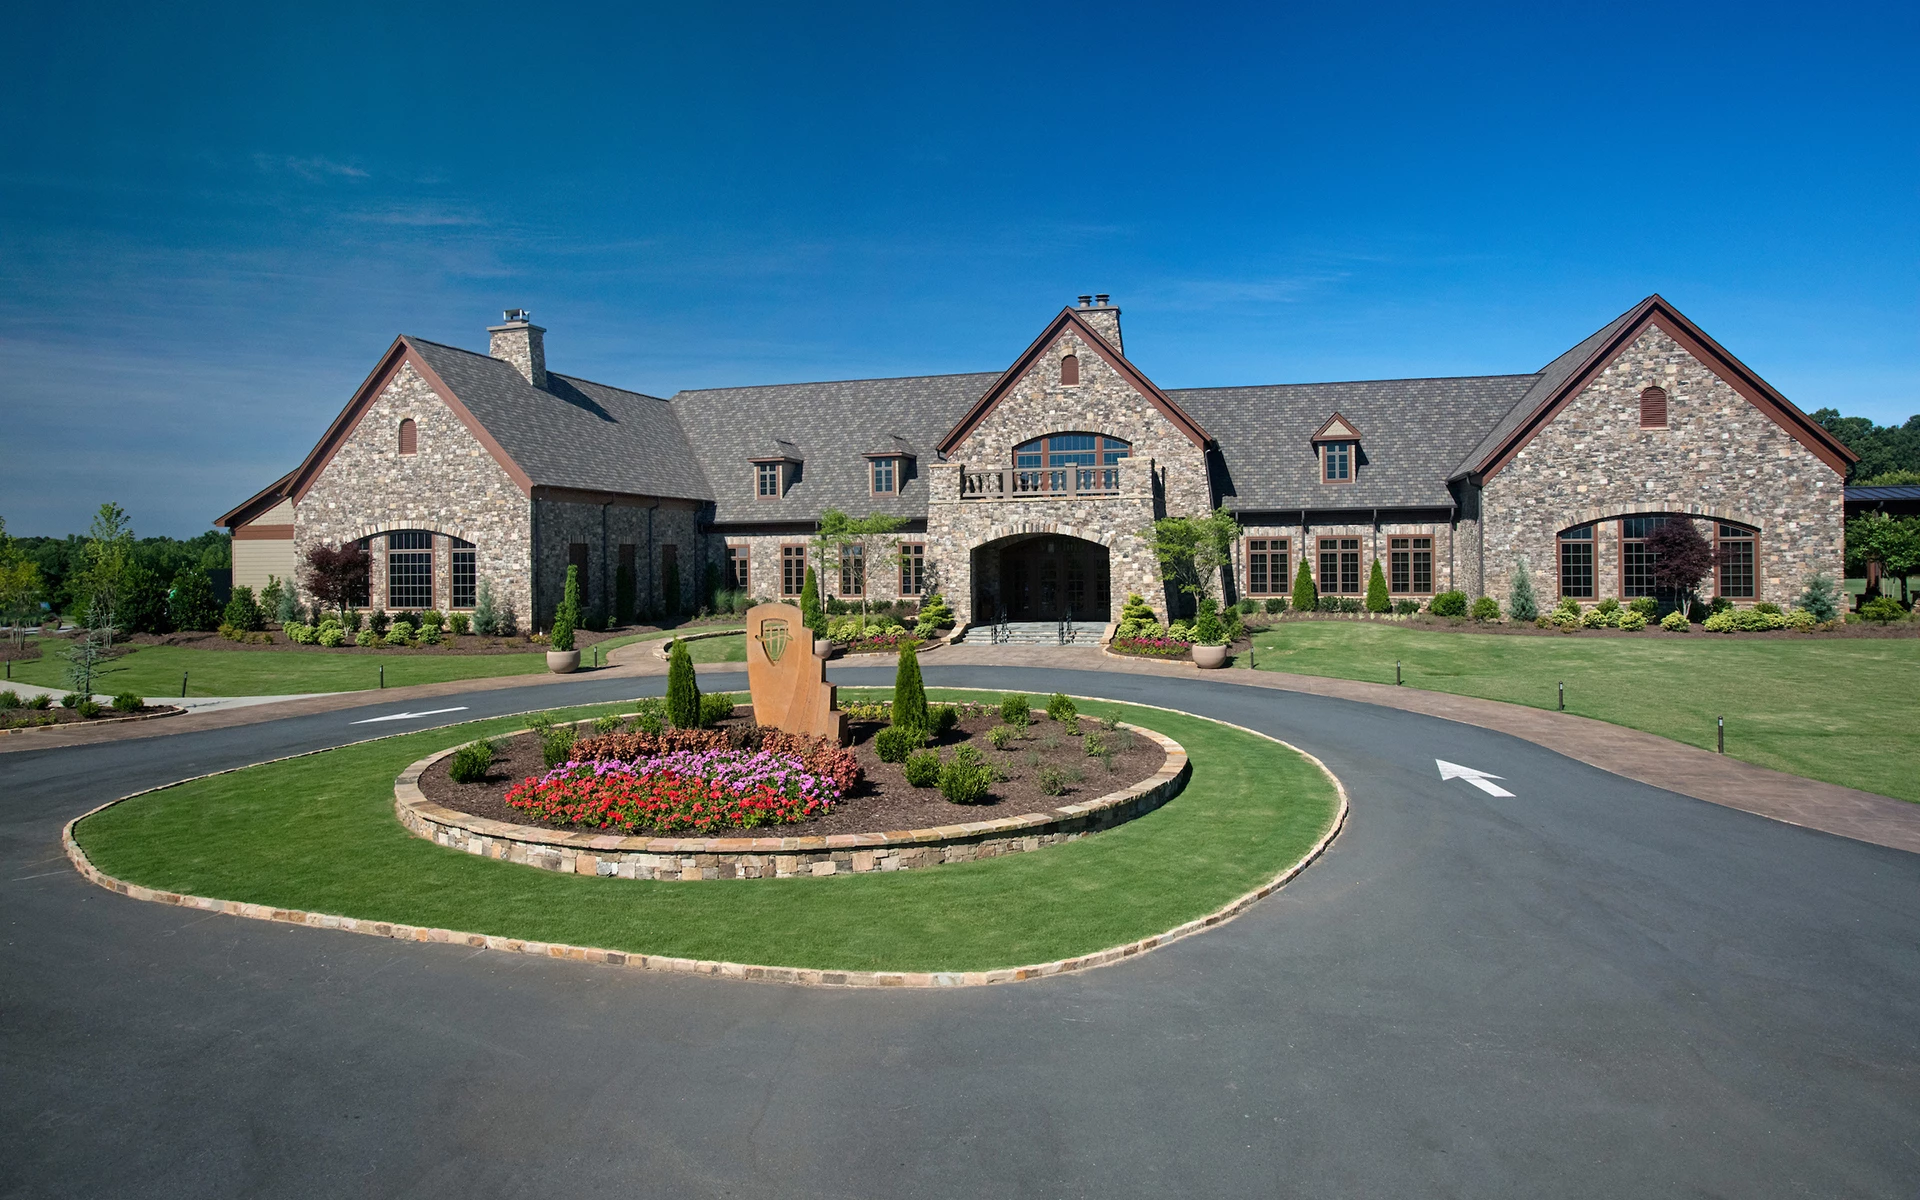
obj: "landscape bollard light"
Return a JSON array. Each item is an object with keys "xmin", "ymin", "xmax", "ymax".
[
  {"xmin": 1718, "ymin": 716, "xmax": 1725, "ymax": 754},
  {"xmin": 181, "ymin": 672, "xmax": 188, "ymax": 698},
  {"xmin": 379, "ymin": 665, "xmax": 385, "ymax": 689},
  {"xmin": 1396, "ymin": 659, "xmax": 1402, "ymax": 686},
  {"xmin": 1558, "ymin": 681, "xmax": 1565, "ymax": 711}
]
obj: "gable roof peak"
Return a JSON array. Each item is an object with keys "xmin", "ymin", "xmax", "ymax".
[{"xmin": 1312, "ymin": 412, "xmax": 1363, "ymax": 442}]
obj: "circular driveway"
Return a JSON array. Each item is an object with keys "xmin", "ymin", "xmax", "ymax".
[{"xmin": 3, "ymin": 665, "xmax": 1915, "ymax": 1197}]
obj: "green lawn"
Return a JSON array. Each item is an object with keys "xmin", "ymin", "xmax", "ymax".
[
  {"xmin": 1245, "ymin": 622, "xmax": 1920, "ymax": 802},
  {"xmin": 684, "ymin": 632, "xmax": 746, "ymax": 663},
  {"xmin": 72, "ymin": 691, "xmax": 1340, "ymax": 974},
  {"xmin": 6, "ymin": 626, "xmax": 737, "ymax": 697}
]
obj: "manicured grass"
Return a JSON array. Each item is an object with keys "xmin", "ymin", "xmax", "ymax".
[
  {"xmin": 684, "ymin": 632, "xmax": 746, "ymax": 663},
  {"xmin": 72, "ymin": 691, "xmax": 1340, "ymax": 973},
  {"xmin": 1245, "ymin": 621, "xmax": 1920, "ymax": 802},
  {"xmin": 6, "ymin": 627, "xmax": 737, "ymax": 697}
]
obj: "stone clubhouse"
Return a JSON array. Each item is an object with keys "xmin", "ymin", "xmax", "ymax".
[{"xmin": 218, "ymin": 293, "xmax": 1854, "ymax": 632}]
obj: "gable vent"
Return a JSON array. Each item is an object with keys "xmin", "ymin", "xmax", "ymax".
[
  {"xmin": 1640, "ymin": 386, "xmax": 1668, "ymax": 429},
  {"xmin": 398, "ymin": 417, "xmax": 418, "ymax": 455}
]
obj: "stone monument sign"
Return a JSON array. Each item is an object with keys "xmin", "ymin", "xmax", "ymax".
[{"xmin": 744, "ymin": 602, "xmax": 848, "ymax": 744}]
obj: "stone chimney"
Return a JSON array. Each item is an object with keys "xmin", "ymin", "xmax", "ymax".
[
  {"xmin": 488, "ymin": 308, "xmax": 547, "ymax": 389},
  {"xmin": 1075, "ymin": 293, "xmax": 1122, "ymax": 355}
]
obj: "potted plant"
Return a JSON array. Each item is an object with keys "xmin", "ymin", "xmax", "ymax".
[
  {"xmin": 1189, "ymin": 597, "xmax": 1230, "ymax": 669},
  {"xmin": 547, "ymin": 566, "xmax": 581, "ymax": 674}
]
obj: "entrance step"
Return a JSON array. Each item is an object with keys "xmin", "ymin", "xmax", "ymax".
[{"xmin": 955, "ymin": 621, "xmax": 1098, "ymax": 646}]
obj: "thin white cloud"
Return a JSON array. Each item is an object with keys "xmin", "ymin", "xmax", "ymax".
[{"xmin": 253, "ymin": 153, "xmax": 369, "ymax": 181}]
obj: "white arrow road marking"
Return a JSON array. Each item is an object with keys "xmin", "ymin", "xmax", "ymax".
[
  {"xmin": 1436, "ymin": 759, "xmax": 1516, "ymax": 797},
  {"xmin": 350, "ymin": 706, "xmax": 470, "ymax": 725}
]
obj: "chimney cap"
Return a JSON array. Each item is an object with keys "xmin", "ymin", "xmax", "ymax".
[
  {"xmin": 1094, "ymin": 294, "xmax": 1110, "ymax": 306},
  {"xmin": 1077, "ymin": 295, "xmax": 1093, "ymax": 308},
  {"xmin": 501, "ymin": 307, "xmax": 532, "ymax": 323}
]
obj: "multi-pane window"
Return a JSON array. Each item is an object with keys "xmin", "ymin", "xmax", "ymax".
[
  {"xmin": 756, "ymin": 462, "xmax": 781, "ymax": 498},
  {"xmin": 1559, "ymin": 526, "xmax": 1595, "ymax": 598},
  {"xmin": 388, "ymin": 530, "xmax": 433, "ymax": 610},
  {"xmin": 1322, "ymin": 441, "xmax": 1352, "ymax": 482},
  {"xmin": 1246, "ymin": 538, "xmax": 1289, "ymax": 595},
  {"xmin": 726, "ymin": 545, "xmax": 750, "ymax": 591},
  {"xmin": 1012, "ymin": 433, "xmax": 1130, "ymax": 491},
  {"xmin": 1717, "ymin": 523, "xmax": 1756, "ymax": 598},
  {"xmin": 1317, "ymin": 537, "xmax": 1362, "ymax": 594},
  {"xmin": 1620, "ymin": 517, "xmax": 1667, "ymax": 598},
  {"xmin": 450, "ymin": 538, "xmax": 476, "ymax": 609},
  {"xmin": 871, "ymin": 458, "xmax": 895, "ymax": 494},
  {"xmin": 839, "ymin": 544, "xmax": 865, "ymax": 596},
  {"xmin": 780, "ymin": 545, "xmax": 805, "ymax": 596},
  {"xmin": 899, "ymin": 543, "xmax": 925, "ymax": 595},
  {"xmin": 1389, "ymin": 537, "xmax": 1432, "ymax": 594}
]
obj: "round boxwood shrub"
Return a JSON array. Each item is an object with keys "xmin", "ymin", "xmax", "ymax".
[
  {"xmin": 999, "ymin": 693, "xmax": 1030, "ymax": 728},
  {"xmin": 1046, "ymin": 692, "xmax": 1077, "ymax": 723},
  {"xmin": 1858, "ymin": 596, "xmax": 1908, "ymax": 623},
  {"xmin": 874, "ymin": 724, "xmax": 925, "ymax": 763},
  {"xmin": 448, "ymin": 738, "xmax": 496, "ymax": 784},
  {"xmin": 1660, "ymin": 609, "xmax": 1691, "ymax": 632},
  {"xmin": 1617, "ymin": 610, "xmax": 1648, "ymax": 631},
  {"xmin": 1263, "ymin": 597, "xmax": 1287, "ymax": 614},
  {"xmin": 930, "ymin": 704, "xmax": 959, "ymax": 737},
  {"xmin": 902, "ymin": 749, "xmax": 941, "ymax": 788},
  {"xmin": 1429, "ymin": 590, "xmax": 1469, "ymax": 617},
  {"xmin": 938, "ymin": 746, "xmax": 994, "ymax": 805},
  {"xmin": 698, "ymin": 692, "xmax": 735, "ymax": 726},
  {"xmin": 111, "ymin": 693, "xmax": 142, "ymax": 713},
  {"xmin": 76, "ymin": 698, "xmax": 103, "ymax": 719},
  {"xmin": 1469, "ymin": 596, "xmax": 1500, "ymax": 622}
]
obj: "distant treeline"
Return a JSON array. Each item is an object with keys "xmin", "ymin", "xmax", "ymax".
[
  {"xmin": 11, "ymin": 529, "xmax": 229, "ymax": 618},
  {"xmin": 1812, "ymin": 409, "xmax": 1920, "ymax": 484}
]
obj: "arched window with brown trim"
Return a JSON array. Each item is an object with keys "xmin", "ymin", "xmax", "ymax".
[
  {"xmin": 1639, "ymin": 386, "xmax": 1668, "ymax": 429},
  {"xmin": 398, "ymin": 418, "xmax": 418, "ymax": 455},
  {"xmin": 1060, "ymin": 354, "xmax": 1079, "ymax": 386}
]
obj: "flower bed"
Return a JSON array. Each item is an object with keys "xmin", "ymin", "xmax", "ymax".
[
  {"xmin": 1109, "ymin": 635, "xmax": 1192, "ymax": 659},
  {"xmin": 504, "ymin": 748, "xmax": 843, "ymax": 835}
]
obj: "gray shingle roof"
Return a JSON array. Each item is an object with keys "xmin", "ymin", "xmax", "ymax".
[
  {"xmin": 1172, "ymin": 376, "xmax": 1538, "ymax": 511},
  {"xmin": 406, "ymin": 337, "xmax": 711, "ymax": 500},
  {"xmin": 669, "ymin": 373, "xmax": 1001, "ymax": 524}
]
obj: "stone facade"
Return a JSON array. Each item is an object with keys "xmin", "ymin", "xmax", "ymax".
[
  {"xmin": 530, "ymin": 496, "xmax": 704, "ymax": 626},
  {"xmin": 1231, "ymin": 520, "xmax": 1464, "ymax": 602},
  {"xmin": 293, "ymin": 361, "xmax": 533, "ymax": 630},
  {"xmin": 1479, "ymin": 326, "xmax": 1845, "ymax": 606}
]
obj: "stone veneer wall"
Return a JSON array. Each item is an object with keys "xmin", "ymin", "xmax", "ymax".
[
  {"xmin": 1231, "ymin": 520, "xmax": 1463, "ymax": 602},
  {"xmin": 295, "ymin": 361, "xmax": 532, "ymax": 630},
  {"xmin": 1479, "ymin": 327, "xmax": 1845, "ymax": 607},
  {"xmin": 531, "ymin": 497, "xmax": 705, "ymax": 626},
  {"xmin": 718, "ymin": 528, "xmax": 932, "ymax": 607}
]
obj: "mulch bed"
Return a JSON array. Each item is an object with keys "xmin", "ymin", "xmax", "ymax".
[
  {"xmin": 0, "ymin": 701, "xmax": 181, "ymax": 730},
  {"xmin": 419, "ymin": 712, "xmax": 1167, "ymax": 839},
  {"xmin": 1239, "ymin": 615, "xmax": 1919, "ymax": 639},
  {"xmin": 77, "ymin": 622, "xmax": 722, "ymax": 656}
]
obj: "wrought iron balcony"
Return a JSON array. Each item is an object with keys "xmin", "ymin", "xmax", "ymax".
[{"xmin": 960, "ymin": 466, "xmax": 1123, "ymax": 500}]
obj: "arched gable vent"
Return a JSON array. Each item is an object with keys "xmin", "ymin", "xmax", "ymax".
[
  {"xmin": 1639, "ymin": 387, "xmax": 1668, "ymax": 429},
  {"xmin": 398, "ymin": 418, "xmax": 418, "ymax": 455},
  {"xmin": 1060, "ymin": 354, "xmax": 1079, "ymax": 386}
]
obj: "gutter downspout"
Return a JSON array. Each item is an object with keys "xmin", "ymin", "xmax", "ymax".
[
  {"xmin": 600, "ymin": 499, "xmax": 611, "ymax": 624},
  {"xmin": 646, "ymin": 502, "xmax": 659, "ymax": 618},
  {"xmin": 529, "ymin": 491, "xmax": 542, "ymax": 632}
]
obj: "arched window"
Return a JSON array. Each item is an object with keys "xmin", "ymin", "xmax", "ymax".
[
  {"xmin": 1012, "ymin": 433, "xmax": 1128, "ymax": 494},
  {"xmin": 398, "ymin": 418, "xmax": 418, "ymax": 455},
  {"xmin": 1060, "ymin": 354, "xmax": 1079, "ymax": 386},
  {"xmin": 1639, "ymin": 386, "xmax": 1668, "ymax": 429}
]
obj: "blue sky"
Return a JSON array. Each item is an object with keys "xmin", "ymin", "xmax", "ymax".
[{"xmin": 2, "ymin": 1, "xmax": 1914, "ymax": 537}]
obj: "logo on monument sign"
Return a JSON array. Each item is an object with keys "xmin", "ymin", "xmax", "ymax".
[{"xmin": 756, "ymin": 618, "xmax": 790, "ymax": 664}]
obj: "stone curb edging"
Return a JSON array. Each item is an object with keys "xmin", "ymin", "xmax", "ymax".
[
  {"xmin": 59, "ymin": 695, "xmax": 1348, "ymax": 989},
  {"xmin": 651, "ymin": 627, "xmax": 749, "ymax": 658},
  {"xmin": 394, "ymin": 718, "xmax": 1189, "ymax": 880},
  {"xmin": 1, "ymin": 704, "xmax": 186, "ymax": 737}
]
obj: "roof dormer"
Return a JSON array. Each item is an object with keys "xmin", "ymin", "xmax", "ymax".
[{"xmin": 1312, "ymin": 413, "xmax": 1362, "ymax": 484}]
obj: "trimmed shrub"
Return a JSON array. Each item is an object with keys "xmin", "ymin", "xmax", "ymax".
[
  {"xmin": 1797, "ymin": 573, "xmax": 1841, "ymax": 623},
  {"xmin": 874, "ymin": 724, "xmax": 925, "ymax": 762},
  {"xmin": 551, "ymin": 565, "xmax": 580, "ymax": 652},
  {"xmin": 1628, "ymin": 596, "xmax": 1659, "ymax": 618},
  {"xmin": 1660, "ymin": 610, "xmax": 1690, "ymax": 632},
  {"xmin": 930, "ymin": 704, "xmax": 959, "ymax": 737},
  {"xmin": 1365, "ymin": 559, "xmax": 1391, "ymax": 613},
  {"xmin": 448, "ymin": 739, "xmax": 496, "ymax": 784},
  {"xmin": 222, "ymin": 586, "xmax": 266, "ymax": 633},
  {"xmin": 1508, "ymin": 557, "xmax": 1539, "ymax": 622},
  {"xmin": 167, "ymin": 568, "xmax": 220, "ymax": 632},
  {"xmin": 1428, "ymin": 590, "xmax": 1468, "ymax": 617},
  {"xmin": 472, "ymin": 581, "xmax": 496, "ymax": 636},
  {"xmin": 1595, "ymin": 596, "xmax": 1620, "ymax": 616},
  {"xmin": 800, "ymin": 566, "xmax": 825, "ymax": 636},
  {"xmin": 0, "ymin": 690, "xmax": 18, "ymax": 709},
  {"xmin": 892, "ymin": 643, "xmax": 929, "ymax": 731},
  {"xmin": 1291, "ymin": 557, "xmax": 1318, "ymax": 614},
  {"xmin": 449, "ymin": 612, "xmax": 471, "ymax": 635},
  {"xmin": 1047, "ymin": 692, "xmax": 1077, "ymax": 723},
  {"xmin": 1688, "ymin": 600, "xmax": 1711, "ymax": 624},
  {"xmin": 1263, "ymin": 597, "xmax": 1286, "ymax": 614},
  {"xmin": 1617, "ymin": 610, "xmax": 1648, "ymax": 631},
  {"xmin": 699, "ymin": 692, "xmax": 735, "ymax": 725},
  {"xmin": 76, "ymin": 699, "xmax": 103, "ymax": 719},
  {"xmin": 1338, "ymin": 597, "xmax": 1363, "ymax": 614},
  {"xmin": 111, "ymin": 693, "xmax": 142, "ymax": 713},
  {"xmin": 1038, "ymin": 764, "xmax": 1073, "ymax": 797},
  {"xmin": 903, "ymin": 749, "xmax": 941, "ymax": 787},
  {"xmin": 1859, "ymin": 596, "xmax": 1908, "ymax": 623},
  {"xmin": 1580, "ymin": 607, "xmax": 1611, "ymax": 629},
  {"xmin": 987, "ymin": 723, "xmax": 1019, "ymax": 751},
  {"xmin": 1755, "ymin": 601, "xmax": 1782, "ymax": 615},
  {"xmin": 385, "ymin": 621, "xmax": 414, "ymax": 646},
  {"xmin": 1785, "ymin": 608, "xmax": 1816, "ymax": 632},
  {"xmin": 354, "ymin": 629, "xmax": 376, "ymax": 647},
  {"xmin": 1470, "ymin": 596, "xmax": 1500, "ymax": 622},
  {"xmin": 60, "ymin": 693, "xmax": 80, "ymax": 709},
  {"xmin": 420, "ymin": 623, "xmax": 441, "ymax": 645},
  {"xmin": 665, "ymin": 639, "xmax": 701, "ymax": 727},
  {"xmin": 999, "ymin": 693, "xmax": 1030, "ymax": 727},
  {"xmin": 421, "ymin": 609, "xmax": 444, "ymax": 630},
  {"xmin": 1191, "ymin": 597, "xmax": 1228, "ymax": 645},
  {"xmin": 284, "ymin": 622, "xmax": 315, "ymax": 644},
  {"xmin": 369, "ymin": 609, "xmax": 390, "ymax": 635},
  {"xmin": 938, "ymin": 746, "xmax": 994, "ymax": 805},
  {"xmin": 1316, "ymin": 595, "xmax": 1340, "ymax": 613},
  {"xmin": 1393, "ymin": 599, "xmax": 1420, "ymax": 615},
  {"xmin": 26, "ymin": 693, "xmax": 52, "ymax": 710}
]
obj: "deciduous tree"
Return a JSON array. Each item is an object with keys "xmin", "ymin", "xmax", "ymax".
[
  {"xmin": 301, "ymin": 542, "xmax": 370, "ymax": 617},
  {"xmin": 1648, "ymin": 519, "xmax": 1714, "ymax": 611}
]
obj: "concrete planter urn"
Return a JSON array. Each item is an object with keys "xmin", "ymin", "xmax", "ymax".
[
  {"xmin": 813, "ymin": 638, "xmax": 836, "ymax": 660},
  {"xmin": 1191, "ymin": 644, "xmax": 1229, "ymax": 670},
  {"xmin": 546, "ymin": 649, "xmax": 581, "ymax": 674}
]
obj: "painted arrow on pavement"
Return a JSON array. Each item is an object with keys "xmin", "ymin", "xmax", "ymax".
[
  {"xmin": 350, "ymin": 706, "xmax": 470, "ymax": 725},
  {"xmin": 1436, "ymin": 759, "xmax": 1515, "ymax": 797}
]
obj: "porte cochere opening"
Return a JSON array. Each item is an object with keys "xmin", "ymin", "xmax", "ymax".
[{"xmin": 971, "ymin": 533, "xmax": 1112, "ymax": 623}]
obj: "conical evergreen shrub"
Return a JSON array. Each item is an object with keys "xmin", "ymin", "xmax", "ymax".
[
  {"xmin": 551, "ymin": 565, "xmax": 580, "ymax": 651},
  {"xmin": 1291, "ymin": 557, "xmax": 1318, "ymax": 613},
  {"xmin": 666, "ymin": 638, "xmax": 702, "ymax": 727},
  {"xmin": 800, "ymin": 566, "xmax": 825, "ymax": 635},
  {"xmin": 1365, "ymin": 559, "xmax": 1390, "ymax": 613},
  {"xmin": 892, "ymin": 643, "xmax": 929, "ymax": 731},
  {"xmin": 1508, "ymin": 557, "xmax": 1539, "ymax": 621}
]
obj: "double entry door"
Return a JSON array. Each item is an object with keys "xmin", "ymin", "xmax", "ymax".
[{"xmin": 999, "ymin": 537, "xmax": 1110, "ymax": 622}]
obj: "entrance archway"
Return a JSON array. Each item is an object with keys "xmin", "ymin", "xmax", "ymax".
[{"xmin": 974, "ymin": 534, "xmax": 1111, "ymax": 622}]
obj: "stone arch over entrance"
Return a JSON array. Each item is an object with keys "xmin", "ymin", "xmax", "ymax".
[{"xmin": 972, "ymin": 531, "xmax": 1113, "ymax": 623}]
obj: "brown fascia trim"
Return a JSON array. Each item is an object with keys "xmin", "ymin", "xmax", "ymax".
[
  {"xmin": 232, "ymin": 524, "xmax": 295, "ymax": 541},
  {"xmin": 1310, "ymin": 413, "xmax": 1363, "ymax": 442},
  {"xmin": 285, "ymin": 337, "xmax": 536, "ymax": 506},
  {"xmin": 747, "ymin": 454, "xmax": 802, "ymax": 464},
  {"xmin": 534, "ymin": 487, "xmax": 703, "ymax": 510},
  {"xmin": 936, "ymin": 308, "xmax": 1212, "ymax": 455},
  {"xmin": 861, "ymin": 449, "xmax": 917, "ymax": 459},
  {"xmin": 213, "ymin": 469, "xmax": 297, "ymax": 529},
  {"xmin": 1474, "ymin": 296, "xmax": 1858, "ymax": 482}
]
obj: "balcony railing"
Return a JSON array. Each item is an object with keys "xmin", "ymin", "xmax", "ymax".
[{"xmin": 960, "ymin": 466, "xmax": 1122, "ymax": 500}]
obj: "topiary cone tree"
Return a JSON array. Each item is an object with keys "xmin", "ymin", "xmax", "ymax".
[
  {"xmin": 1365, "ymin": 559, "xmax": 1391, "ymax": 613},
  {"xmin": 1291, "ymin": 557, "xmax": 1318, "ymax": 614},
  {"xmin": 1508, "ymin": 556, "xmax": 1539, "ymax": 621},
  {"xmin": 800, "ymin": 565, "xmax": 825, "ymax": 636},
  {"xmin": 892, "ymin": 642, "xmax": 929, "ymax": 731},
  {"xmin": 666, "ymin": 637, "xmax": 701, "ymax": 728},
  {"xmin": 551, "ymin": 565, "xmax": 580, "ymax": 652}
]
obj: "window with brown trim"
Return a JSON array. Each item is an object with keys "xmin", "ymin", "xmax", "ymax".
[
  {"xmin": 780, "ymin": 545, "xmax": 805, "ymax": 596},
  {"xmin": 756, "ymin": 462, "xmax": 782, "ymax": 498},
  {"xmin": 1640, "ymin": 386, "xmax": 1668, "ymax": 429},
  {"xmin": 1246, "ymin": 538, "xmax": 1289, "ymax": 595},
  {"xmin": 1558, "ymin": 526, "xmax": 1594, "ymax": 598},
  {"xmin": 899, "ymin": 543, "xmax": 926, "ymax": 595},
  {"xmin": 838, "ymin": 543, "xmax": 865, "ymax": 597},
  {"xmin": 389, "ymin": 530, "xmax": 433, "ymax": 609},
  {"xmin": 871, "ymin": 457, "xmax": 895, "ymax": 494},
  {"xmin": 1716, "ymin": 523, "xmax": 1756, "ymax": 598},
  {"xmin": 398, "ymin": 418, "xmax": 417, "ymax": 455},
  {"xmin": 1620, "ymin": 517, "xmax": 1667, "ymax": 598},
  {"xmin": 1322, "ymin": 441, "xmax": 1352, "ymax": 483},
  {"xmin": 725, "ymin": 545, "xmax": 749, "ymax": 592},
  {"xmin": 1388, "ymin": 537, "xmax": 1432, "ymax": 594},
  {"xmin": 1060, "ymin": 354, "xmax": 1079, "ymax": 386},
  {"xmin": 1317, "ymin": 537, "xmax": 1362, "ymax": 594},
  {"xmin": 451, "ymin": 538, "xmax": 476, "ymax": 609}
]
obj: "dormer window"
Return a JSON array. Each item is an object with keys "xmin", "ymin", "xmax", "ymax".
[
  {"xmin": 756, "ymin": 461, "xmax": 782, "ymax": 498},
  {"xmin": 1323, "ymin": 441, "xmax": 1351, "ymax": 482},
  {"xmin": 871, "ymin": 457, "xmax": 896, "ymax": 494},
  {"xmin": 1060, "ymin": 354, "xmax": 1080, "ymax": 386},
  {"xmin": 1311, "ymin": 412, "xmax": 1362, "ymax": 485},
  {"xmin": 398, "ymin": 418, "xmax": 417, "ymax": 455}
]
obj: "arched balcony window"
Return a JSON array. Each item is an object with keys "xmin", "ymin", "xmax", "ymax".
[{"xmin": 1009, "ymin": 432, "xmax": 1129, "ymax": 494}]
